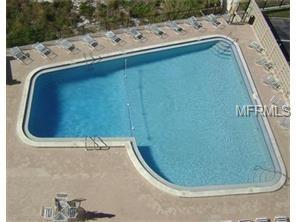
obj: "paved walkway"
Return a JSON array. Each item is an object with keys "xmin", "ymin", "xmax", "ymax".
[{"xmin": 7, "ymin": 18, "xmax": 289, "ymax": 221}]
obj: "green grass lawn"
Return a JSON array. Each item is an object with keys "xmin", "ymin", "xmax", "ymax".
[{"xmin": 265, "ymin": 9, "xmax": 290, "ymax": 18}]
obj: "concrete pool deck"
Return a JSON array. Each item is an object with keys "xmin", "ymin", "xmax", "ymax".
[{"xmin": 7, "ymin": 18, "xmax": 289, "ymax": 221}]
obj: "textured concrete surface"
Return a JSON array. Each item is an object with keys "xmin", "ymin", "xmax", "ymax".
[{"xmin": 6, "ymin": 18, "xmax": 289, "ymax": 222}]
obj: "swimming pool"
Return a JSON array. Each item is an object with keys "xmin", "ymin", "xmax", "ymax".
[{"xmin": 19, "ymin": 36, "xmax": 286, "ymax": 197}]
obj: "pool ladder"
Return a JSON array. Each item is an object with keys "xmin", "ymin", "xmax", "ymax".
[
  {"xmin": 250, "ymin": 165, "xmax": 289, "ymax": 186},
  {"xmin": 84, "ymin": 136, "xmax": 110, "ymax": 151},
  {"xmin": 83, "ymin": 53, "xmax": 95, "ymax": 69}
]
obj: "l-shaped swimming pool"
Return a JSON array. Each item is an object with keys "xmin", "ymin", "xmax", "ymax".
[{"xmin": 19, "ymin": 36, "xmax": 286, "ymax": 197}]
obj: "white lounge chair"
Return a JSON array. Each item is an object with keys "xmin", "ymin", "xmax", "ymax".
[
  {"xmin": 270, "ymin": 94, "xmax": 288, "ymax": 108},
  {"xmin": 255, "ymin": 218, "xmax": 271, "ymax": 222},
  {"xmin": 207, "ymin": 14, "xmax": 224, "ymax": 28},
  {"xmin": 105, "ymin": 31, "xmax": 124, "ymax": 45},
  {"xmin": 166, "ymin": 21, "xmax": 185, "ymax": 33},
  {"xmin": 56, "ymin": 38, "xmax": 79, "ymax": 54},
  {"xmin": 279, "ymin": 117, "xmax": 289, "ymax": 129},
  {"xmin": 41, "ymin": 206, "xmax": 54, "ymax": 220},
  {"xmin": 81, "ymin": 34, "xmax": 99, "ymax": 49},
  {"xmin": 32, "ymin": 42, "xmax": 56, "ymax": 59},
  {"xmin": 127, "ymin": 28, "xmax": 146, "ymax": 41},
  {"xmin": 256, "ymin": 57, "xmax": 274, "ymax": 71},
  {"xmin": 146, "ymin": 25, "xmax": 167, "ymax": 38},
  {"xmin": 249, "ymin": 41, "xmax": 265, "ymax": 54},
  {"xmin": 56, "ymin": 192, "xmax": 68, "ymax": 201},
  {"xmin": 262, "ymin": 75, "xmax": 281, "ymax": 90},
  {"xmin": 275, "ymin": 216, "xmax": 290, "ymax": 222},
  {"xmin": 187, "ymin": 16, "xmax": 204, "ymax": 30},
  {"xmin": 10, "ymin": 46, "xmax": 33, "ymax": 64}
]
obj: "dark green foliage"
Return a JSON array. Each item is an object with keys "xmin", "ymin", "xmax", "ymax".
[
  {"xmin": 7, "ymin": 0, "xmax": 78, "ymax": 47},
  {"xmin": 7, "ymin": 0, "xmax": 218, "ymax": 47},
  {"xmin": 79, "ymin": 1, "xmax": 95, "ymax": 18}
]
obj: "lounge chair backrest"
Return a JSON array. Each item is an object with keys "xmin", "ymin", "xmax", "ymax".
[
  {"xmin": 249, "ymin": 41, "xmax": 265, "ymax": 53},
  {"xmin": 106, "ymin": 31, "xmax": 115, "ymax": 38},
  {"xmin": 33, "ymin": 42, "xmax": 51, "ymax": 55},
  {"xmin": 106, "ymin": 31, "xmax": 121, "ymax": 43},
  {"xmin": 36, "ymin": 43, "xmax": 46, "ymax": 51},
  {"xmin": 10, "ymin": 47, "xmax": 23, "ymax": 57},
  {"xmin": 131, "ymin": 29, "xmax": 142, "ymax": 36},
  {"xmin": 131, "ymin": 29, "xmax": 138, "ymax": 36},
  {"xmin": 151, "ymin": 25, "xmax": 160, "ymax": 33},
  {"xmin": 189, "ymin": 16, "xmax": 196, "ymax": 24},
  {"xmin": 168, "ymin": 21, "xmax": 183, "ymax": 32},
  {"xmin": 129, "ymin": 28, "xmax": 143, "ymax": 39},
  {"xmin": 56, "ymin": 192, "xmax": 68, "ymax": 200},
  {"xmin": 148, "ymin": 25, "xmax": 165, "ymax": 36},
  {"xmin": 270, "ymin": 95, "xmax": 288, "ymax": 108},
  {"xmin": 208, "ymin": 14, "xmax": 217, "ymax": 21},
  {"xmin": 60, "ymin": 39, "xmax": 73, "ymax": 49},
  {"xmin": 83, "ymin": 34, "xmax": 95, "ymax": 43},
  {"xmin": 188, "ymin": 16, "xmax": 202, "ymax": 28},
  {"xmin": 82, "ymin": 34, "xmax": 98, "ymax": 48},
  {"xmin": 10, "ymin": 46, "xmax": 29, "ymax": 61}
]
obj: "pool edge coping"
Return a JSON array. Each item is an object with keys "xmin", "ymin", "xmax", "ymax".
[{"xmin": 16, "ymin": 34, "xmax": 287, "ymax": 197}]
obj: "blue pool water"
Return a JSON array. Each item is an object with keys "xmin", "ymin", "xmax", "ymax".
[{"xmin": 27, "ymin": 38, "xmax": 280, "ymax": 187}]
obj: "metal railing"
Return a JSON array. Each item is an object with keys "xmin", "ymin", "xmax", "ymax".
[
  {"xmin": 255, "ymin": 0, "xmax": 289, "ymax": 9},
  {"xmin": 84, "ymin": 136, "xmax": 110, "ymax": 150}
]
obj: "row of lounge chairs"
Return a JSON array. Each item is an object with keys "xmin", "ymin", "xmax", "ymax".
[
  {"xmin": 248, "ymin": 40, "xmax": 289, "ymax": 130},
  {"xmin": 261, "ymin": 74, "xmax": 289, "ymax": 129},
  {"xmin": 10, "ymin": 14, "xmax": 225, "ymax": 64},
  {"xmin": 249, "ymin": 41, "xmax": 274, "ymax": 71},
  {"xmin": 239, "ymin": 216, "xmax": 289, "ymax": 222}
]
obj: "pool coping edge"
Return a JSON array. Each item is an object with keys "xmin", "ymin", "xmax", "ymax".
[{"xmin": 16, "ymin": 34, "xmax": 287, "ymax": 197}]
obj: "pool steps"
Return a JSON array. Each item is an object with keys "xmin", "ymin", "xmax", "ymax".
[{"xmin": 210, "ymin": 41, "xmax": 232, "ymax": 59}]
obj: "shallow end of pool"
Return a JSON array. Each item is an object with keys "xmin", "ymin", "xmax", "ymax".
[{"xmin": 127, "ymin": 139, "xmax": 287, "ymax": 197}]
